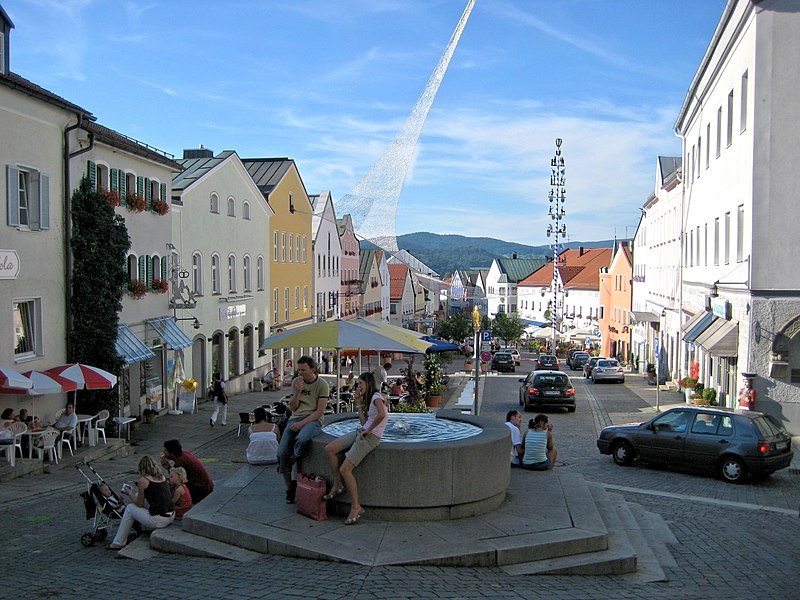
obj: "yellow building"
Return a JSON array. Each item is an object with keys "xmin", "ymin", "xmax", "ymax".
[{"xmin": 243, "ymin": 158, "xmax": 314, "ymax": 375}]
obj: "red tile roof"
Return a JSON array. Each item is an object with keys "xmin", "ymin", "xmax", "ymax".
[
  {"xmin": 518, "ymin": 248, "xmax": 612, "ymax": 291},
  {"xmin": 388, "ymin": 263, "xmax": 408, "ymax": 300}
]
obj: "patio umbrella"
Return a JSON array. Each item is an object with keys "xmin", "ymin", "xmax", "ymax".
[
  {"xmin": 421, "ymin": 337, "xmax": 461, "ymax": 353},
  {"xmin": 0, "ymin": 367, "xmax": 33, "ymax": 391},
  {"xmin": 0, "ymin": 370, "xmax": 79, "ymax": 420},
  {"xmin": 44, "ymin": 363, "xmax": 118, "ymax": 390}
]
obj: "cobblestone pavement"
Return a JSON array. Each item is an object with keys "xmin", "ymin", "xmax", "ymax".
[{"xmin": 3, "ymin": 360, "xmax": 800, "ymax": 599}]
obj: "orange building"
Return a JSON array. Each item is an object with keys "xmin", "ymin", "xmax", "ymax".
[{"xmin": 598, "ymin": 242, "xmax": 633, "ymax": 362}]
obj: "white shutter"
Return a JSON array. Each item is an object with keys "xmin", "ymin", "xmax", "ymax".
[
  {"xmin": 39, "ymin": 172, "xmax": 50, "ymax": 230},
  {"xmin": 6, "ymin": 165, "xmax": 19, "ymax": 226}
]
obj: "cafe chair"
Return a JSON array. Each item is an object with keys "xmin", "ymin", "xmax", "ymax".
[
  {"xmin": 94, "ymin": 410, "xmax": 110, "ymax": 445},
  {"xmin": 1, "ymin": 442, "xmax": 15, "ymax": 467},
  {"xmin": 237, "ymin": 412, "xmax": 252, "ymax": 437},
  {"xmin": 59, "ymin": 427, "xmax": 76, "ymax": 459},
  {"xmin": 33, "ymin": 430, "xmax": 59, "ymax": 464},
  {"xmin": 53, "ymin": 408, "xmax": 64, "ymax": 422},
  {"xmin": 10, "ymin": 421, "xmax": 27, "ymax": 459}
]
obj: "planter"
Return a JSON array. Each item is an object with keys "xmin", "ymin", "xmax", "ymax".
[
  {"xmin": 464, "ymin": 360, "xmax": 473, "ymax": 374},
  {"xmin": 425, "ymin": 394, "xmax": 442, "ymax": 409},
  {"xmin": 684, "ymin": 389, "xmax": 695, "ymax": 403},
  {"xmin": 692, "ymin": 397, "xmax": 709, "ymax": 406},
  {"xmin": 481, "ymin": 363, "xmax": 488, "ymax": 373}
]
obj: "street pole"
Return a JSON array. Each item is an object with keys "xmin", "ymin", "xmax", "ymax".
[
  {"xmin": 472, "ymin": 305, "xmax": 481, "ymax": 415},
  {"xmin": 546, "ymin": 138, "xmax": 566, "ymax": 357}
]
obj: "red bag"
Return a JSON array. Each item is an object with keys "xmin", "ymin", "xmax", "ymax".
[{"xmin": 296, "ymin": 473, "xmax": 327, "ymax": 521}]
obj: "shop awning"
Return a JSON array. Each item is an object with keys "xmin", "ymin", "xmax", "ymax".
[
  {"xmin": 632, "ymin": 310, "xmax": 660, "ymax": 323},
  {"xmin": 681, "ymin": 310, "xmax": 717, "ymax": 343},
  {"xmin": 697, "ymin": 319, "xmax": 739, "ymax": 357},
  {"xmin": 147, "ymin": 317, "xmax": 193, "ymax": 349},
  {"xmin": 116, "ymin": 324, "xmax": 156, "ymax": 364}
]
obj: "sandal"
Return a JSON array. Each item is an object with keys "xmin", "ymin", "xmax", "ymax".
[
  {"xmin": 106, "ymin": 544, "xmax": 125, "ymax": 550},
  {"xmin": 344, "ymin": 509, "xmax": 365, "ymax": 525},
  {"xmin": 323, "ymin": 486, "xmax": 345, "ymax": 501}
]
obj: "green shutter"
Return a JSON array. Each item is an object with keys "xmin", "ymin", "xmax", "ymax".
[
  {"xmin": 87, "ymin": 160, "xmax": 97, "ymax": 191},
  {"xmin": 146, "ymin": 256, "xmax": 154, "ymax": 286},
  {"xmin": 138, "ymin": 256, "xmax": 146, "ymax": 282},
  {"xmin": 144, "ymin": 177, "xmax": 152, "ymax": 208},
  {"xmin": 161, "ymin": 256, "xmax": 168, "ymax": 279},
  {"xmin": 160, "ymin": 182, "xmax": 167, "ymax": 201},
  {"xmin": 110, "ymin": 168, "xmax": 118, "ymax": 192},
  {"xmin": 119, "ymin": 172, "xmax": 127, "ymax": 199},
  {"xmin": 136, "ymin": 176, "xmax": 144, "ymax": 196}
]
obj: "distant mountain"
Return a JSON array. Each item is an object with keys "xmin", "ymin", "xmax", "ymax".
[{"xmin": 381, "ymin": 233, "xmax": 617, "ymax": 276}]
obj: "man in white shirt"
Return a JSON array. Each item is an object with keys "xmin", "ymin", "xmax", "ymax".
[
  {"xmin": 372, "ymin": 362, "xmax": 389, "ymax": 392},
  {"xmin": 54, "ymin": 402, "xmax": 78, "ymax": 432},
  {"xmin": 505, "ymin": 410, "xmax": 523, "ymax": 467}
]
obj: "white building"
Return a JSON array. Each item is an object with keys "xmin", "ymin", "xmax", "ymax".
[
  {"xmin": 310, "ymin": 191, "xmax": 341, "ymax": 323},
  {"xmin": 484, "ymin": 257, "xmax": 545, "ymax": 319}
]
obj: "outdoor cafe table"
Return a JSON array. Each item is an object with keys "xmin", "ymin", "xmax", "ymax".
[
  {"xmin": 20, "ymin": 427, "xmax": 55, "ymax": 459},
  {"xmin": 75, "ymin": 414, "xmax": 97, "ymax": 447}
]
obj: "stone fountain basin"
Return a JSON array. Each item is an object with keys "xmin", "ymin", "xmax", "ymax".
[{"xmin": 302, "ymin": 410, "xmax": 510, "ymax": 521}]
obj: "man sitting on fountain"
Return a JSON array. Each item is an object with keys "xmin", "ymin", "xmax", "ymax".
[
  {"xmin": 505, "ymin": 410, "xmax": 524, "ymax": 468},
  {"xmin": 277, "ymin": 356, "xmax": 330, "ymax": 504}
]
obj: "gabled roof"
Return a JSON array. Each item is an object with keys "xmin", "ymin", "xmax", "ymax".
[
  {"xmin": 496, "ymin": 257, "xmax": 547, "ymax": 283},
  {"xmin": 173, "ymin": 150, "xmax": 235, "ymax": 190},
  {"xmin": 359, "ymin": 248, "xmax": 377, "ymax": 293},
  {"xmin": 518, "ymin": 248, "xmax": 613, "ymax": 291},
  {"xmin": 1, "ymin": 5, "xmax": 14, "ymax": 29},
  {"xmin": 241, "ymin": 158, "xmax": 295, "ymax": 195},
  {"xmin": 388, "ymin": 249, "xmax": 439, "ymax": 277},
  {"xmin": 388, "ymin": 263, "xmax": 409, "ymax": 301},
  {"xmin": 658, "ymin": 156, "xmax": 681, "ymax": 186},
  {"xmin": 337, "ymin": 214, "xmax": 354, "ymax": 237},
  {"xmin": 0, "ymin": 71, "xmax": 92, "ymax": 117},
  {"xmin": 85, "ymin": 121, "xmax": 183, "ymax": 171}
]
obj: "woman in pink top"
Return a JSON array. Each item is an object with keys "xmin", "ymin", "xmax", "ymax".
[{"xmin": 323, "ymin": 372, "xmax": 387, "ymax": 525}]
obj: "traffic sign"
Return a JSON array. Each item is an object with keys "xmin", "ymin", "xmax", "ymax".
[
  {"xmin": 480, "ymin": 351, "xmax": 493, "ymax": 362},
  {"xmin": 654, "ymin": 337, "xmax": 660, "ymax": 358},
  {"xmin": 481, "ymin": 331, "xmax": 492, "ymax": 342}
]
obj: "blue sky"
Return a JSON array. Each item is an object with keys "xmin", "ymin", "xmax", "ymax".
[{"xmin": 6, "ymin": 0, "xmax": 725, "ymax": 246}]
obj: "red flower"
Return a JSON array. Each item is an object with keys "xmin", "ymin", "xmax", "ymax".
[
  {"xmin": 101, "ymin": 189, "xmax": 121, "ymax": 207},
  {"xmin": 125, "ymin": 193, "xmax": 147, "ymax": 212},
  {"xmin": 128, "ymin": 279, "xmax": 148, "ymax": 299},
  {"xmin": 151, "ymin": 278, "xmax": 169, "ymax": 294},
  {"xmin": 151, "ymin": 198, "xmax": 169, "ymax": 216}
]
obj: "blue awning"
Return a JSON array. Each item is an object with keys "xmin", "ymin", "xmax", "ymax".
[
  {"xmin": 116, "ymin": 324, "xmax": 156, "ymax": 364},
  {"xmin": 521, "ymin": 319, "xmax": 548, "ymax": 327},
  {"xmin": 681, "ymin": 311, "xmax": 717, "ymax": 344},
  {"xmin": 147, "ymin": 317, "xmax": 193, "ymax": 349},
  {"xmin": 421, "ymin": 336, "xmax": 461, "ymax": 353}
]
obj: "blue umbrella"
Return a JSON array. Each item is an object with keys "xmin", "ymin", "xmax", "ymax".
[{"xmin": 421, "ymin": 337, "xmax": 461, "ymax": 353}]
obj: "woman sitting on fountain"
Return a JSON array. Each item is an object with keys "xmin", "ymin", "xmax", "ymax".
[{"xmin": 323, "ymin": 371, "xmax": 387, "ymax": 525}]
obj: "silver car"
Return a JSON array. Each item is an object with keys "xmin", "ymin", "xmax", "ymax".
[
  {"xmin": 591, "ymin": 359, "xmax": 625, "ymax": 383},
  {"xmin": 502, "ymin": 348, "xmax": 521, "ymax": 365}
]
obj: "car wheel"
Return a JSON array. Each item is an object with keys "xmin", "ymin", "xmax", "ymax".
[
  {"xmin": 611, "ymin": 440, "xmax": 634, "ymax": 466},
  {"xmin": 719, "ymin": 456, "xmax": 747, "ymax": 483},
  {"xmin": 619, "ymin": 377, "xmax": 625, "ymax": 384}
]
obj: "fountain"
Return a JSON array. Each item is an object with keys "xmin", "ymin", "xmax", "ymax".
[{"xmin": 302, "ymin": 410, "xmax": 510, "ymax": 521}]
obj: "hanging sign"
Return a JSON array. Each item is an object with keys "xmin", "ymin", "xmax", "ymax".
[{"xmin": 0, "ymin": 250, "xmax": 20, "ymax": 279}]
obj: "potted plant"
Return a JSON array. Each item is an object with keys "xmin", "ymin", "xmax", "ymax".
[
  {"xmin": 702, "ymin": 387, "xmax": 717, "ymax": 406},
  {"xmin": 124, "ymin": 192, "xmax": 148, "ymax": 212},
  {"xmin": 151, "ymin": 278, "xmax": 169, "ymax": 294},
  {"xmin": 423, "ymin": 354, "xmax": 444, "ymax": 408},
  {"xmin": 150, "ymin": 198, "xmax": 169, "ymax": 215},
  {"xmin": 143, "ymin": 407, "xmax": 158, "ymax": 424},
  {"xmin": 128, "ymin": 279, "xmax": 148, "ymax": 299}
]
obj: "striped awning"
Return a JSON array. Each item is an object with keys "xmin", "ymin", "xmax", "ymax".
[
  {"xmin": 147, "ymin": 317, "xmax": 193, "ymax": 349},
  {"xmin": 116, "ymin": 324, "xmax": 156, "ymax": 364},
  {"xmin": 697, "ymin": 319, "xmax": 739, "ymax": 357},
  {"xmin": 681, "ymin": 310, "xmax": 716, "ymax": 344}
]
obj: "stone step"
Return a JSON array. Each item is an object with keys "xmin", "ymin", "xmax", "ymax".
[
  {"xmin": 626, "ymin": 500, "xmax": 679, "ymax": 570},
  {"xmin": 0, "ymin": 438, "xmax": 131, "ymax": 483},
  {"xmin": 150, "ymin": 526, "xmax": 262, "ymax": 562},
  {"xmin": 606, "ymin": 492, "xmax": 668, "ymax": 583}
]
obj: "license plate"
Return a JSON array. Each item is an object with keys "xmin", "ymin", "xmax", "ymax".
[
  {"xmin": 777, "ymin": 440, "xmax": 789, "ymax": 451},
  {"xmin": 544, "ymin": 390, "xmax": 560, "ymax": 396}
]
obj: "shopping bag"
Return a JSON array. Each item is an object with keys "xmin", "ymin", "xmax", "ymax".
[{"xmin": 296, "ymin": 473, "xmax": 327, "ymax": 521}]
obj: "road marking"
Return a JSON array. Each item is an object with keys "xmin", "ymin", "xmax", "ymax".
[{"xmin": 598, "ymin": 482, "xmax": 798, "ymax": 515}]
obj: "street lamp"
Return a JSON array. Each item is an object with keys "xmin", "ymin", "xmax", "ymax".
[
  {"xmin": 655, "ymin": 308, "xmax": 666, "ymax": 411},
  {"xmin": 546, "ymin": 138, "xmax": 567, "ymax": 355}
]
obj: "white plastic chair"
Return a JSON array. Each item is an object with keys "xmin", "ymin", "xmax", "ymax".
[
  {"xmin": 33, "ymin": 430, "xmax": 59, "ymax": 464},
  {"xmin": 0, "ymin": 442, "xmax": 14, "ymax": 466},
  {"xmin": 59, "ymin": 427, "xmax": 75, "ymax": 459},
  {"xmin": 94, "ymin": 410, "xmax": 109, "ymax": 445},
  {"xmin": 10, "ymin": 422, "xmax": 27, "ymax": 459},
  {"xmin": 53, "ymin": 408, "xmax": 65, "ymax": 423}
]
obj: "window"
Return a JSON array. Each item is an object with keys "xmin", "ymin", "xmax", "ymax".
[
  {"xmin": 704, "ymin": 223, "xmax": 708, "ymax": 266},
  {"xmin": 726, "ymin": 90, "xmax": 734, "ymax": 147},
  {"xmin": 296, "ymin": 234, "xmax": 301, "ymax": 263},
  {"xmin": 295, "ymin": 286, "xmax": 299, "ymax": 310},
  {"xmin": 211, "ymin": 254, "xmax": 221, "ymax": 294},
  {"xmin": 150, "ymin": 179, "xmax": 159, "ymax": 202},
  {"xmin": 706, "ymin": 123, "xmax": 710, "ymax": 169},
  {"xmin": 228, "ymin": 254, "xmax": 237, "ymax": 293},
  {"xmin": 273, "ymin": 288, "xmax": 279, "ymax": 324},
  {"xmin": 210, "ymin": 193, "xmax": 219, "ymax": 213},
  {"xmin": 192, "ymin": 252, "xmax": 203, "ymax": 295},
  {"xmin": 689, "ymin": 230, "xmax": 694, "ymax": 267},
  {"xmin": 724, "ymin": 211, "xmax": 731, "ymax": 265},
  {"xmin": 243, "ymin": 255, "xmax": 251, "ymax": 292},
  {"xmin": 6, "ymin": 166, "xmax": 49, "ymax": 230},
  {"xmin": 303, "ymin": 236, "xmax": 307, "ymax": 263},
  {"xmin": 716, "ymin": 107, "xmax": 722, "ymax": 157},
  {"xmin": 696, "ymin": 226, "xmax": 701, "ymax": 266},
  {"xmin": 737, "ymin": 205, "xmax": 744, "ymax": 263},
  {"xmin": 0, "ymin": 32, "xmax": 5, "ymax": 74},
  {"xmin": 284, "ymin": 288, "xmax": 290, "ymax": 321},
  {"xmin": 714, "ymin": 218, "xmax": 720, "ymax": 266},
  {"xmin": 273, "ymin": 231, "xmax": 278, "ymax": 262},
  {"xmin": 304, "ymin": 286, "xmax": 308, "ymax": 309},
  {"xmin": 13, "ymin": 299, "xmax": 42, "ymax": 358},
  {"xmin": 227, "ymin": 197, "xmax": 235, "ymax": 217},
  {"xmin": 288, "ymin": 235, "xmax": 293, "ymax": 263},
  {"xmin": 696, "ymin": 137, "xmax": 701, "ymax": 179},
  {"xmin": 257, "ymin": 256, "xmax": 264, "ymax": 291},
  {"xmin": 740, "ymin": 71, "xmax": 748, "ymax": 132},
  {"xmin": 281, "ymin": 233, "xmax": 286, "ymax": 262},
  {"xmin": 243, "ymin": 201, "xmax": 251, "ymax": 220}
]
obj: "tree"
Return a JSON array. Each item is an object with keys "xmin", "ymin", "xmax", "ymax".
[
  {"xmin": 492, "ymin": 312, "xmax": 526, "ymax": 346},
  {"xmin": 70, "ymin": 176, "xmax": 130, "ymax": 416},
  {"xmin": 437, "ymin": 312, "xmax": 472, "ymax": 343}
]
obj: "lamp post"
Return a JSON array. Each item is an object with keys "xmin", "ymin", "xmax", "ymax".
[
  {"xmin": 655, "ymin": 308, "xmax": 666, "ymax": 412},
  {"xmin": 546, "ymin": 138, "xmax": 567, "ymax": 356},
  {"xmin": 472, "ymin": 304, "xmax": 481, "ymax": 415}
]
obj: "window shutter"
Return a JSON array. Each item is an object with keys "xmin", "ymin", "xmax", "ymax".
[
  {"xmin": 146, "ymin": 255, "xmax": 153, "ymax": 286},
  {"xmin": 136, "ymin": 176, "xmax": 144, "ymax": 196},
  {"xmin": 87, "ymin": 160, "xmax": 97, "ymax": 191},
  {"xmin": 38, "ymin": 172, "xmax": 49, "ymax": 230},
  {"xmin": 110, "ymin": 168, "xmax": 118, "ymax": 192},
  {"xmin": 6, "ymin": 165, "xmax": 19, "ymax": 226},
  {"xmin": 144, "ymin": 177, "xmax": 151, "ymax": 208},
  {"xmin": 160, "ymin": 182, "xmax": 167, "ymax": 201},
  {"xmin": 138, "ymin": 256, "xmax": 146, "ymax": 282},
  {"xmin": 161, "ymin": 256, "xmax": 168, "ymax": 279},
  {"xmin": 119, "ymin": 172, "xmax": 127, "ymax": 199}
]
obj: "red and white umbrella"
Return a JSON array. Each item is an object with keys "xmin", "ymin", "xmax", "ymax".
[
  {"xmin": 0, "ymin": 367, "xmax": 33, "ymax": 391},
  {"xmin": 45, "ymin": 363, "xmax": 118, "ymax": 390},
  {"xmin": 0, "ymin": 370, "xmax": 79, "ymax": 420}
]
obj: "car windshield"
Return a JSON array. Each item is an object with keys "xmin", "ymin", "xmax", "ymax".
[
  {"xmin": 534, "ymin": 374, "xmax": 567, "ymax": 386},
  {"xmin": 597, "ymin": 360, "xmax": 619, "ymax": 367},
  {"xmin": 494, "ymin": 353, "xmax": 511, "ymax": 359},
  {"xmin": 575, "ymin": 353, "xmax": 588, "ymax": 359},
  {"xmin": 754, "ymin": 415, "xmax": 787, "ymax": 438}
]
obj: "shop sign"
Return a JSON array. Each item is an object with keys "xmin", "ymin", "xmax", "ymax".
[
  {"xmin": 0, "ymin": 250, "xmax": 20, "ymax": 279},
  {"xmin": 219, "ymin": 304, "xmax": 247, "ymax": 320},
  {"xmin": 711, "ymin": 298, "xmax": 730, "ymax": 319}
]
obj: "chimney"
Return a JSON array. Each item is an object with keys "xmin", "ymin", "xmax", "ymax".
[
  {"xmin": 1, "ymin": 6, "xmax": 15, "ymax": 76},
  {"xmin": 579, "ymin": 247, "xmax": 584, "ymax": 256},
  {"xmin": 183, "ymin": 145, "xmax": 213, "ymax": 159},
  {"xmin": 512, "ymin": 252, "xmax": 517, "ymax": 259}
]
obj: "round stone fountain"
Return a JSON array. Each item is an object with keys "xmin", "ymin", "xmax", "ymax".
[{"xmin": 302, "ymin": 409, "xmax": 510, "ymax": 521}]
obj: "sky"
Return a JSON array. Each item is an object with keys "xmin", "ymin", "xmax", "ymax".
[{"xmin": 5, "ymin": 0, "xmax": 727, "ymax": 247}]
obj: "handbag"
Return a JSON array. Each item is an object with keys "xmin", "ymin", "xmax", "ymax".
[{"xmin": 295, "ymin": 472, "xmax": 327, "ymax": 521}]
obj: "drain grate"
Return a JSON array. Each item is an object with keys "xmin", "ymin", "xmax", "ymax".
[{"xmin": 789, "ymin": 469, "xmax": 800, "ymax": 476}]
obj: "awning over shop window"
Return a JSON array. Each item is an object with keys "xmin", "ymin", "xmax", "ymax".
[
  {"xmin": 681, "ymin": 310, "xmax": 717, "ymax": 343},
  {"xmin": 147, "ymin": 317, "xmax": 193, "ymax": 349},
  {"xmin": 116, "ymin": 324, "xmax": 156, "ymax": 364},
  {"xmin": 697, "ymin": 319, "xmax": 739, "ymax": 357},
  {"xmin": 632, "ymin": 310, "xmax": 660, "ymax": 323}
]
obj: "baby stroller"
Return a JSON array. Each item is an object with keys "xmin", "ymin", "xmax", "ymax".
[{"xmin": 75, "ymin": 462, "xmax": 139, "ymax": 547}]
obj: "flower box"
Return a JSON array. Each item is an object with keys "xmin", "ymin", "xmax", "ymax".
[
  {"xmin": 128, "ymin": 279, "xmax": 148, "ymax": 299},
  {"xmin": 151, "ymin": 278, "xmax": 169, "ymax": 294},
  {"xmin": 125, "ymin": 193, "xmax": 148, "ymax": 212},
  {"xmin": 151, "ymin": 198, "xmax": 169, "ymax": 216},
  {"xmin": 101, "ymin": 189, "xmax": 122, "ymax": 207}
]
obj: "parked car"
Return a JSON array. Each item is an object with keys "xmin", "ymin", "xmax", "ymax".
[
  {"xmin": 596, "ymin": 406, "xmax": 793, "ymax": 483},
  {"xmin": 591, "ymin": 359, "xmax": 625, "ymax": 383},
  {"xmin": 535, "ymin": 355, "xmax": 559, "ymax": 370},
  {"xmin": 491, "ymin": 351, "xmax": 515, "ymax": 372},
  {"xmin": 519, "ymin": 370, "xmax": 576, "ymax": 412},
  {"xmin": 569, "ymin": 351, "xmax": 590, "ymax": 371},
  {"xmin": 584, "ymin": 356, "xmax": 606, "ymax": 378},
  {"xmin": 501, "ymin": 348, "xmax": 521, "ymax": 365}
]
